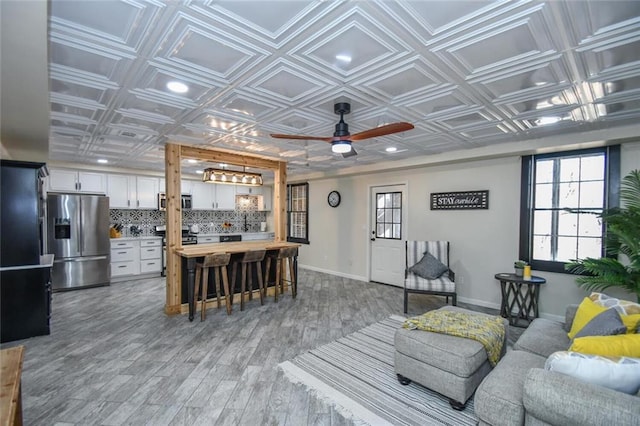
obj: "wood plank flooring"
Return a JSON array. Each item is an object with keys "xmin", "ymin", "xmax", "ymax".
[{"xmin": 2, "ymin": 269, "xmax": 522, "ymax": 425}]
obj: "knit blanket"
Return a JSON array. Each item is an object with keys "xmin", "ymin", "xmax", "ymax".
[{"xmin": 403, "ymin": 310, "xmax": 505, "ymax": 367}]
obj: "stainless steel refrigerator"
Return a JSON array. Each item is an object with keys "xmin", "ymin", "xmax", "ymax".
[{"xmin": 46, "ymin": 194, "xmax": 111, "ymax": 291}]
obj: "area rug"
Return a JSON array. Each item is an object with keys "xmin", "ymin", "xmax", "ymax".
[{"xmin": 278, "ymin": 315, "xmax": 478, "ymax": 426}]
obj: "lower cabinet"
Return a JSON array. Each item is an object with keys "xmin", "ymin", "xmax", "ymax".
[
  {"xmin": 139, "ymin": 239, "xmax": 162, "ymax": 274},
  {"xmin": 111, "ymin": 238, "xmax": 162, "ymax": 280}
]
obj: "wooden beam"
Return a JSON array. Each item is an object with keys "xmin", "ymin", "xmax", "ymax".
[
  {"xmin": 181, "ymin": 146, "xmax": 280, "ymax": 169},
  {"xmin": 164, "ymin": 143, "xmax": 288, "ymax": 315},
  {"xmin": 274, "ymin": 161, "xmax": 287, "ymax": 241},
  {"xmin": 164, "ymin": 143, "xmax": 182, "ymax": 314}
]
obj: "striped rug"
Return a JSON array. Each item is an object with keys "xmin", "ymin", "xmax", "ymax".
[{"xmin": 279, "ymin": 315, "xmax": 478, "ymax": 426}]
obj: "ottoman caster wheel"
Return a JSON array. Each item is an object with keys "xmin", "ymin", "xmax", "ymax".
[
  {"xmin": 449, "ymin": 399, "xmax": 466, "ymax": 411},
  {"xmin": 397, "ymin": 374, "xmax": 411, "ymax": 385}
]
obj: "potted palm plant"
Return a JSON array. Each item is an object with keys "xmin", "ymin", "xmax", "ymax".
[{"xmin": 565, "ymin": 169, "xmax": 640, "ymax": 302}]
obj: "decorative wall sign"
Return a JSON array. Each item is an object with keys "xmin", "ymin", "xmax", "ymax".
[{"xmin": 430, "ymin": 190, "xmax": 489, "ymax": 210}]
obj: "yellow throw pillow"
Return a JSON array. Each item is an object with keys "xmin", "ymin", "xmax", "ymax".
[
  {"xmin": 569, "ymin": 334, "xmax": 640, "ymax": 357},
  {"xmin": 621, "ymin": 313, "xmax": 640, "ymax": 334},
  {"xmin": 568, "ymin": 297, "xmax": 608, "ymax": 339},
  {"xmin": 589, "ymin": 292, "xmax": 640, "ymax": 333}
]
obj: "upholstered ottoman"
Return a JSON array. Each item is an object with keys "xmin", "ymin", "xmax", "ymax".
[{"xmin": 394, "ymin": 306, "xmax": 508, "ymax": 409}]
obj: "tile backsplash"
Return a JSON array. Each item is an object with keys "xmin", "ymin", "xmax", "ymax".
[{"xmin": 110, "ymin": 196, "xmax": 267, "ymax": 237}]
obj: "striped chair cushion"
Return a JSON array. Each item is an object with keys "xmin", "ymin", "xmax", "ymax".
[{"xmin": 405, "ymin": 273, "xmax": 455, "ymax": 292}]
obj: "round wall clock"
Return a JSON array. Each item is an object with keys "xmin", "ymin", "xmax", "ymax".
[{"xmin": 327, "ymin": 190, "xmax": 341, "ymax": 207}]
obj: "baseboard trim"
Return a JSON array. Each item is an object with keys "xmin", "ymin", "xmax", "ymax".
[{"xmin": 297, "ymin": 264, "xmax": 367, "ymax": 282}]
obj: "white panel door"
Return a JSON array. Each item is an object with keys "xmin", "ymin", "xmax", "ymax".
[{"xmin": 370, "ymin": 184, "xmax": 406, "ymax": 287}]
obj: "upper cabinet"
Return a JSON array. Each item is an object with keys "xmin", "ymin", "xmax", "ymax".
[
  {"xmin": 259, "ymin": 186, "xmax": 272, "ymax": 211},
  {"xmin": 190, "ymin": 181, "xmax": 236, "ymax": 210},
  {"xmin": 47, "ymin": 169, "xmax": 106, "ymax": 194},
  {"xmin": 235, "ymin": 186, "xmax": 262, "ymax": 195},
  {"xmin": 107, "ymin": 175, "xmax": 158, "ymax": 209},
  {"xmin": 190, "ymin": 181, "xmax": 215, "ymax": 209},
  {"xmin": 216, "ymin": 184, "xmax": 236, "ymax": 210}
]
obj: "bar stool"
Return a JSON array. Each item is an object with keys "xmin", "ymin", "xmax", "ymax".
[
  {"xmin": 264, "ymin": 246, "xmax": 297, "ymax": 302},
  {"xmin": 193, "ymin": 252, "xmax": 232, "ymax": 320},
  {"xmin": 230, "ymin": 250, "xmax": 266, "ymax": 311}
]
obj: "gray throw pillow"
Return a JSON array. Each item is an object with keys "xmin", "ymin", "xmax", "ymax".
[
  {"xmin": 574, "ymin": 308, "xmax": 627, "ymax": 339},
  {"xmin": 408, "ymin": 252, "xmax": 448, "ymax": 280}
]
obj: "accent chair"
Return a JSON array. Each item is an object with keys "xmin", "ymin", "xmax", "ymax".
[{"xmin": 404, "ymin": 240, "xmax": 456, "ymax": 313}]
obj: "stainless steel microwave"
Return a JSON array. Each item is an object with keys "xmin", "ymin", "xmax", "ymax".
[{"xmin": 158, "ymin": 193, "xmax": 192, "ymax": 210}]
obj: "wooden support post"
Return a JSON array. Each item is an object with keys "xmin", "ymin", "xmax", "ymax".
[
  {"xmin": 274, "ymin": 161, "xmax": 287, "ymax": 242},
  {"xmin": 164, "ymin": 143, "xmax": 182, "ymax": 315}
]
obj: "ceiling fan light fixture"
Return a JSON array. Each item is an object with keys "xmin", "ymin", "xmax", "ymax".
[{"xmin": 331, "ymin": 140, "xmax": 352, "ymax": 154}]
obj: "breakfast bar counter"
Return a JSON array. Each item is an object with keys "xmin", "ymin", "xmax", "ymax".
[{"xmin": 176, "ymin": 241, "xmax": 300, "ymax": 320}]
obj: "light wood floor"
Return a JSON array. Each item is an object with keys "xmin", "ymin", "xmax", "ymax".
[{"xmin": 4, "ymin": 269, "xmax": 521, "ymax": 425}]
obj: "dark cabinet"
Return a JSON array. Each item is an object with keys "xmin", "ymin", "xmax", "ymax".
[{"xmin": 0, "ymin": 160, "xmax": 51, "ymax": 343}]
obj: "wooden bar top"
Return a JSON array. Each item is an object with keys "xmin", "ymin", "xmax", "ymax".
[
  {"xmin": 175, "ymin": 240, "xmax": 300, "ymax": 258},
  {"xmin": 1, "ymin": 345, "xmax": 24, "ymax": 426}
]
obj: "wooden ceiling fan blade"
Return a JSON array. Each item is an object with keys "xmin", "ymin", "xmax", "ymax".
[
  {"xmin": 342, "ymin": 147, "xmax": 357, "ymax": 158},
  {"xmin": 270, "ymin": 133, "xmax": 333, "ymax": 142},
  {"xmin": 350, "ymin": 122, "xmax": 414, "ymax": 141}
]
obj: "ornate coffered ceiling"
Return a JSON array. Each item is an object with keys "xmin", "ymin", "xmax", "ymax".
[{"xmin": 47, "ymin": 0, "xmax": 640, "ymax": 177}]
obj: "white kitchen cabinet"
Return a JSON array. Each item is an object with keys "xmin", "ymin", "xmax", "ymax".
[
  {"xmin": 106, "ymin": 175, "xmax": 131, "ymax": 208},
  {"xmin": 136, "ymin": 177, "xmax": 158, "ymax": 209},
  {"xmin": 259, "ymin": 186, "xmax": 272, "ymax": 211},
  {"xmin": 139, "ymin": 239, "xmax": 161, "ymax": 273},
  {"xmin": 235, "ymin": 186, "xmax": 262, "ymax": 195},
  {"xmin": 215, "ymin": 184, "xmax": 236, "ymax": 210},
  {"xmin": 110, "ymin": 240, "xmax": 140, "ymax": 277},
  {"xmin": 48, "ymin": 169, "xmax": 106, "ymax": 194},
  {"xmin": 197, "ymin": 235, "xmax": 219, "ymax": 244},
  {"xmin": 111, "ymin": 238, "xmax": 161, "ymax": 279},
  {"xmin": 107, "ymin": 175, "xmax": 158, "ymax": 209},
  {"xmin": 191, "ymin": 181, "xmax": 216, "ymax": 210}
]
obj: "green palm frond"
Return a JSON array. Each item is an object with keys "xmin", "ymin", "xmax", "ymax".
[{"xmin": 565, "ymin": 169, "xmax": 640, "ymax": 302}]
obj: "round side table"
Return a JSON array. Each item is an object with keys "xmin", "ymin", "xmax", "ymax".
[{"xmin": 494, "ymin": 273, "xmax": 546, "ymax": 327}]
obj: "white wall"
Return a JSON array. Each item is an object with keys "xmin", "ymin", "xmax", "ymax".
[{"xmin": 298, "ymin": 141, "xmax": 640, "ymax": 320}]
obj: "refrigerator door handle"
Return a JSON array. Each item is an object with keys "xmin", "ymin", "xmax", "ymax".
[{"xmin": 54, "ymin": 255, "xmax": 109, "ymax": 263}]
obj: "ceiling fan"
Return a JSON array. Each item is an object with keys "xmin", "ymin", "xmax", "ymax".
[{"xmin": 270, "ymin": 102, "xmax": 414, "ymax": 158}]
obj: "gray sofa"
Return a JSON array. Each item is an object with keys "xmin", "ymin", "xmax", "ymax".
[{"xmin": 474, "ymin": 304, "xmax": 640, "ymax": 426}]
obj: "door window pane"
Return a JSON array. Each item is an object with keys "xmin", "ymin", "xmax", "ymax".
[{"xmin": 374, "ymin": 191, "xmax": 402, "ymax": 240}]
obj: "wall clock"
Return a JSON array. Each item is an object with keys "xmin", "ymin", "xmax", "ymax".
[{"xmin": 327, "ymin": 190, "xmax": 341, "ymax": 208}]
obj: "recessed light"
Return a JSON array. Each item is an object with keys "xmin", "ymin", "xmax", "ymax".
[
  {"xmin": 537, "ymin": 116, "xmax": 561, "ymax": 125},
  {"xmin": 97, "ymin": 159, "xmax": 108, "ymax": 164},
  {"xmin": 167, "ymin": 81, "xmax": 189, "ymax": 93},
  {"xmin": 187, "ymin": 159, "xmax": 197, "ymax": 163},
  {"xmin": 385, "ymin": 147, "xmax": 397, "ymax": 153},
  {"xmin": 195, "ymin": 170, "xmax": 203, "ymax": 174},
  {"xmin": 336, "ymin": 54, "xmax": 352, "ymax": 63}
]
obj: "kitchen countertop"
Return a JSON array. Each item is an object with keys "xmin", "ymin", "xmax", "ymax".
[
  {"xmin": 110, "ymin": 236, "xmax": 162, "ymax": 241},
  {"xmin": 195, "ymin": 232, "xmax": 274, "ymax": 237},
  {"xmin": 0, "ymin": 254, "xmax": 54, "ymax": 272}
]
